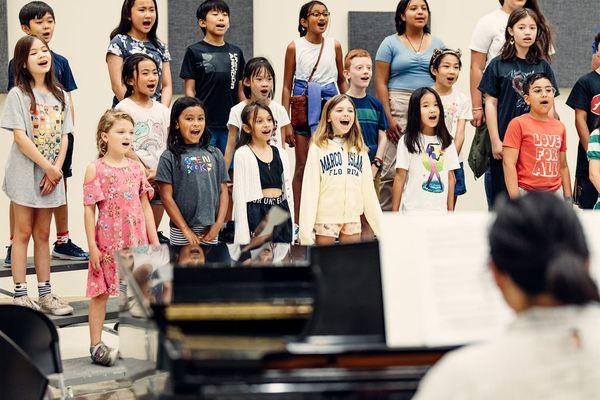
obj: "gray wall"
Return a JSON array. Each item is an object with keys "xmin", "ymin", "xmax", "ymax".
[
  {"xmin": 542, "ymin": 0, "xmax": 597, "ymax": 87},
  {"xmin": 0, "ymin": 0, "xmax": 7, "ymax": 91},
  {"xmin": 168, "ymin": 0, "xmax": 253, "ymax": 94}
]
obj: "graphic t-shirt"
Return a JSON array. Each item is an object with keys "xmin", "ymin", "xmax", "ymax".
[
  {"xmin": 8, "ymin": 50, "xmax": 77, "ymax": 92},
  {"xmin": 155, "ymin": 145, "xmax": 228, "ymax": 228},
  {"xmin": 439, "ymin": 90, "xmax": 472, "ymax": 160},
  {"xmin": 566, "ymin": 71, "xmax": 600, "ymax": 178},
  {"xmin": 179, "ymin": 41, "xmax": 245, "ymax": 128},
  {"xmin": 503, "ymin": 114, "xmax": 567, "ymax": 192},
  {"xmin": 1, "ymin": 87, "xmax": 72, "ymax": 208},
  {"xmin": 115, "ymin": 98, "xmax": 170, "ymax": 169},
  {"xmin": 227, "ymin": 100, "xmax": 290, "ymax": 149},
  {"xmin": 348, "ymin": 94, "xmax": 389, "ymax": 161},
  {"xmin": 395, "ymin": 134, "xmax": 460, "ymax": 213},
  {"xmin": 586, "ymin": 128, "xmax": 600, "ymax": 209},
  {"xmin": 107, "ymin": 34, "xmax": 171, "ymax": 105},
  {"xmin": 479, "ymin": 56, "xmax": 559, "ymax": 140}
]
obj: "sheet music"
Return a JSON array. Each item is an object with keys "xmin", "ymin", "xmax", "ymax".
[{"xmin": 380, "ymin": 212, "xmax": 513, "ymax": 348}]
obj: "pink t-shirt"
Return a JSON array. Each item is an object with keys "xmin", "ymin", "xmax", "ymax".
[{"xmin": 503, "ymin": 114, "xmax": 567, "ymax": 191}]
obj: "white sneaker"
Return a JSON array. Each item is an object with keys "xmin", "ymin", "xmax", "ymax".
[
  {"xmin": 90, "ymin": 341, "xmax": 119, "ymax": 367},
  {"xmin": 14, "ymin": 295, "xmax": 41, "ymax": 311},
  {"xmin": 38, "ymin": 294, "xmax": 74, "ymax": 316}
]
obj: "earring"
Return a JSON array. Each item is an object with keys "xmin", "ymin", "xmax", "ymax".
[{"xmin": 509, "ymin": 38, "xmax": 515, "ymax": 45}]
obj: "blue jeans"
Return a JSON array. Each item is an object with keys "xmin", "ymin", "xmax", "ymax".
[{"xmin": 209, "ymin": 127, "xmax": 228, "ymax": 155}]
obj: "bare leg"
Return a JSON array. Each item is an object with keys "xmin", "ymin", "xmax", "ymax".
[
  {"xmin": 9, "ymin": 201, "xmax": 14, "ymax": 240},
  {"xmin": 315, "ymin": 235, "xmax": 336, "ymax": 246},
  {"xmin": 292, "ymin": 134, "xmax": 311, "ymax": 224},
  {"xmin": 360, "ymin": 214, "xmax": 374, "ymax": 241},
  {"xmin": 151, "ymin": 204, "xmax": 164, "ymax": 229},
  {"xmin": 339, "ymin": 232, "xmax": 361, "ymax": 244},
  {"xmin": 32, "ymin": 208, "xmax": 54, "ymax": 283},
  {"xmin": 89, "ymin": 292, "xmax": 109, "ymax": 346},
  {"xmin": 53, "ymin": 179, "xmax": 69, "ymax": 238},
  {"xmin": 11, "ymin": 204, "xmax": 34, "ymax": 284}
]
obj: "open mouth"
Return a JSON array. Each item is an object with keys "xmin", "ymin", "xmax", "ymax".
[
  {"xmin": 360, "ymin": 76, "xmax": 370, "ymax": 82},
  {"xmin": 428, "ymin": 115, "xmax": 438, "ymax": 121},
  {"xmin": 415, "ymin": 17, "xmax": 425, "ymax": 23},
  {"xmin": 38, "ymin": 60, "xmax": 49, "ymax": 67},
  {"xmin": 147, "ymin": 83, "xmax": 157, "ymax": 90},
  {"xmin": 261, "ymin": 129, "xmax": 272, "ymax": 135},
  {"xmin": 340, "ymin": 120, "xmax": 351, "ymax": 127},
  {"xmin": 317, "ymin": 21, "xmax": 327, "ymax": 28},
  {"xmin": 260, "ymin": 89, "xmax": 269, "ymax": 96},
  {"xmin": 540, "ymin": 100, "xmax": 549, "ymax": 105},
  {"xmin": 447, "ymin": 77, "xmax": 455, "ymax": 83},
  {"xmin": 42, "ymin": 32, "xmax": 51, "ymax": 39},
  {"xmin": 216, "ymin": 23, "xmax": 226, "ymax": 29},
  {"xmin": 190, "ymin": 129, "xmax": 201, "ymax": 137},
  {"xmin": 142, "ymin": 20, "xmax": 152, "ymax": 28},
  {"xmin": 122, "ymin": 141, "xmax": 131, "ymax": 147}
]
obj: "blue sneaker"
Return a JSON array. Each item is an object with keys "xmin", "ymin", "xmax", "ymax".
[
  {"xmin": 4, "ymin": 245, "xmax": 11, "ymax": 266},
  {"xmin": 52, "ymin": 239, "xmax": 89, "ymax": 261}
]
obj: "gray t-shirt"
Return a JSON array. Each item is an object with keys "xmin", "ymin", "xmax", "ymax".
[
  {"xmin": 1, "ymin": 87, "xmax": 73, "ymax": 208},
  {"xmin": 156, "ymin": 144, "xmax": 228, "ymax": 228}
]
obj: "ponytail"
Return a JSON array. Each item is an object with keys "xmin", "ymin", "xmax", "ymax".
[{"xmin": 545, "ymin": 252, "xmax": 600, "ymax": 305}]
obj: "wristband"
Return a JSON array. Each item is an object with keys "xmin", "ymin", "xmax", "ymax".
[
  {"xmin": 472, "ymin": 107, "xmax": 483, "ymax": 111},
  {"xmin": 371, "ymin": 157, "xmax": 383, "ymax": 171}
]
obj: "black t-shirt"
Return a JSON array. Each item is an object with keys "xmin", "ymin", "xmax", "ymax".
[
  {"xmin": 179, "ymin": 41, "xmax": 245, "ymax": 128},
  {"xmin": 566, "ymin": 71, "xmax": 600, "ymax": 178},
  {"xmin": 479, "ymin": 56, "xmax": 559, "ymax": 140}
]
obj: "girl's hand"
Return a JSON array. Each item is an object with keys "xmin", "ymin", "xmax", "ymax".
[
  {"xmin": 492, "ymin": 139, "xmax": 504, "ymax": 160},
  {"xmin": 45, "ymin": 164, "xmax": 63, "ymax": 185},
  {"xmin": 200, "ymin": 224, "xmax": 220, "ymax": 243},
  {"xmin": 471, "ymin": 109, "xmax": 485, "ymax": 127},
  {"xmin": 183, "ymin": 227, "xmax": 201, "ymax": 246},
  {"xmin": 284, "ymin": 130, "xmax": 296, "ymax": 148},
  {"xmin": 89, "ymin": 246, "xmax": 102, "ymax": 270},
  {"xmin": 371, "ymin": 164, "xmax": 379, "ymax": 178},
  {"xmin": 39, "ymin": 175, "xmax": 57, "ymax": 196}
]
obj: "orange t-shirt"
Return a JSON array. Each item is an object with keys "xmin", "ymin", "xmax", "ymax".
[{"xmin": 503, "ymin": 114, "xmax": 567, "ymax": 191}]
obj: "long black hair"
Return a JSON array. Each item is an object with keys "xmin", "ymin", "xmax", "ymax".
[
  {"xmin": 395, "ymin": 0, "xmax": 431, "ymax": 35},
  {"xmin": 403, "ymin": 87, "xmax": 451, "ymax": 154},
  {"xmin": 297, "ymin": 1, "xmax": 327, "ymax": 37},
  {"xmin": 490, "ymin": 192, "xmax": 599, "ymax": 305},
  {"xmin": 236, "ymin": 101, "xmax": 275, "ymax": 149},
  {"xmin": 110, "ymin": 0, "xmax": 162, "ymax": 48},
  {"xmin": 167, "ymin": 97, "xmax": 211, "ymax": 167},
  {"xmin": 121, "ymin": 53, "xmax": 158, "ymax": 98}
]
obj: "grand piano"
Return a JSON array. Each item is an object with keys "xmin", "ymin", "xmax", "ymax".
[{"xmin": 119, "ymin": 240, "xmax": 453, "ymax": 399}]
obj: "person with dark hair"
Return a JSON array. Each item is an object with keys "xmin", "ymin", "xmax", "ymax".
[
  {"xmin": 107, "ymin": 0, "xmax": 171, "ymax": 107},
  {"xmin": 282, "ymin": 1, "xmax": 346, "ymax": 225},
  {"xmin": 115, "ymin": 54, "xmax": 170, "ymax": 242},
  {"xmin": 391, "ymin": 87, "xmax": 460, "ymax": 213},
  {"xmin": 1, "ymin": 35, "xmax": 74, "ymax": 315},
  {"xmin": 479, "ymin": 8, "xmax": 559, "ymax": 208},
  {"xmin": 180, "ymin": 0, "xmax": 245, "ymax": 158},
  {"xmin": 503, "ymin": 73, "xmax": 571, "ymax": 199},
  {"xmin": 232, "ymin": 102, "xmax": 294, "ymax": 255},
  {"xmin": 566, "ymin": 32, "xmax": 600, "ymax": 209},
  {"xmin": 226, "ymin": 57, "xmax": 291, "ymax": 168},
  {"xmin": 414, "ymin": 192, "xmax": 600, "ymax": 398},
  {"xmin": 469, "ymin": 0, "xmax": 553, "ymax": 209},
  {"xmin": 6, "ymin": 1, "xmax": 86, "ymax": 264},
  {"xmin": 156, "ymin": 97, "xmax": 229, "ymax": 247},
  {"xmin": 374, "ymin": 0, "xmax": 444, "ymax": 211}
]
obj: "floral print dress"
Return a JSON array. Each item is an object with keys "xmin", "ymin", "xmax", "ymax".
[{"xmin": 84, "ymin": 159, "xmax": 154, "ymax": 297}]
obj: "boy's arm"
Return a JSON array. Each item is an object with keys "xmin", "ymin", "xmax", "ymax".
[
  {"xmin": 184, "ymin": 79, "xmax": 196, "ymax": 97},
  {"xmin": 237, "ymin": 80, "xmax": 246, "ymax": 102},
  {"xmin": 447, "ymin": 171, "xmax": 456, "ymax": 211},
  {"xmin": 454, "ymin": 119, "xmax": 466, "ymax": 155},
  {"xmin": 502, "ymin": 147, "xmax": 520, "ymax": 199},
  {"xmin": 160, "ymin": 61, "xmax": 173, "ymax": 107},
  {"xmin": 106, "ymin": 54, "xmax": 126, "ymax": 101},
  {"xmin": 559, "ymin": 152, "xmax": 572, "ymax": 198},
  {"xmin": 574, "ymin": 109, "xmax": 590, "ymax": 151},
  {"xmin": 391, "ymin": 168, "xmax": 407, "ymax": 212},
  {"xmin": 372, "ymin": 129, "xmax": 388, "ymax": 177}
]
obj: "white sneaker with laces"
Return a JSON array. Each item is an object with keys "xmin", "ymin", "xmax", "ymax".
[
  {"xmin": 38, "ymin": 294, "xmax": 74, "ymax": 316},
  {"xmin": 14, "ymin": 295, "xmax": 41, "ymax": 311}
]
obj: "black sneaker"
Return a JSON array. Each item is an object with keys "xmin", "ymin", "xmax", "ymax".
[
  {"xmin": 157, "ymin": 231, "xmax": 170, "ymax": 245},
  {"xmin": 4, "ymin": 245, "xmax": 11, "ymax": 266},
  {"xmin": 52, "ymin": 239, "xmax": 89, "ymax": 261}
]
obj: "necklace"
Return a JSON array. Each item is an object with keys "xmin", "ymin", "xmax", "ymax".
[
  {"xmin": 404, "ymin": 32, "xmax": 425, "ymax": 54},
  {"xmin": 250, "ymin": 145, "xmax": 271, "ymax": 170}
]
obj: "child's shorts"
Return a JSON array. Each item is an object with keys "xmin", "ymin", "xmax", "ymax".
[
  {"xmin": 454, "ymin": 162, "xmax": 467, "ymax": 196},
  {"xmin": 247, "ymin": 195, "xmax": 293, "ymax": 243},
  {"xmin": 314, "ymin": 222, "xmax": 361, "ymax": 238}
]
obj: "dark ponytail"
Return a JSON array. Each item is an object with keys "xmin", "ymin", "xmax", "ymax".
[{"xmin": 490, "ymin": 192, "xmax": 599, "ymax": 305}]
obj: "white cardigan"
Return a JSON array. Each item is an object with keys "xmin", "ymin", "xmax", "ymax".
[{"xmin": 232, "ymin": 145, "xmax": 294, "ymax": 245}]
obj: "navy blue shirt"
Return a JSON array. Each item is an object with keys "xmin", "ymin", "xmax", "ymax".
[
  {"xmin": 7, "ymin": 50, "xmax": 77, "ymax": 92},
  {"xmin": 348, "ymin": 94, "xmax": 389, "ymax": 161},
  {"xmin": 479, "ymin": 56, "xmax": 559, "ymax": 141}
]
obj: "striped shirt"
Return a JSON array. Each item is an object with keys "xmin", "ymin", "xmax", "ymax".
[
  {"xmin": 170, "ymin": 225, "xmax": 218, "ymax": 247},
  {"xmin": 586, "ymin": 128, "xmax": 600, "ymax": 210}
]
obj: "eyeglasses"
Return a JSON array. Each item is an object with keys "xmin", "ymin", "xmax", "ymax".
[
  {"xmin": 308, "ymin": 11, "xmax": 330, "ymax": 18},
  {"xmin": 530, "ymin": 87, "xmax": 556, "ymax": 96}
]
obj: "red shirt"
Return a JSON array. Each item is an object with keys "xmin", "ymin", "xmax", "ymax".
[{"xmin": 503, "ymin": 114, "xmax": 567, "ymax": 191}]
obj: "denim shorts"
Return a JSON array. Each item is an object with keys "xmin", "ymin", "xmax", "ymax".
[{"xmin": 454, "ymin": 162, "xmax": 467, "ymax": 196}]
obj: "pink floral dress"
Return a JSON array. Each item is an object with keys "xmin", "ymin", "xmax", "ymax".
[{"xmin": 83, "ymin": 158, "xmax": 154, "ymax": 297}]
